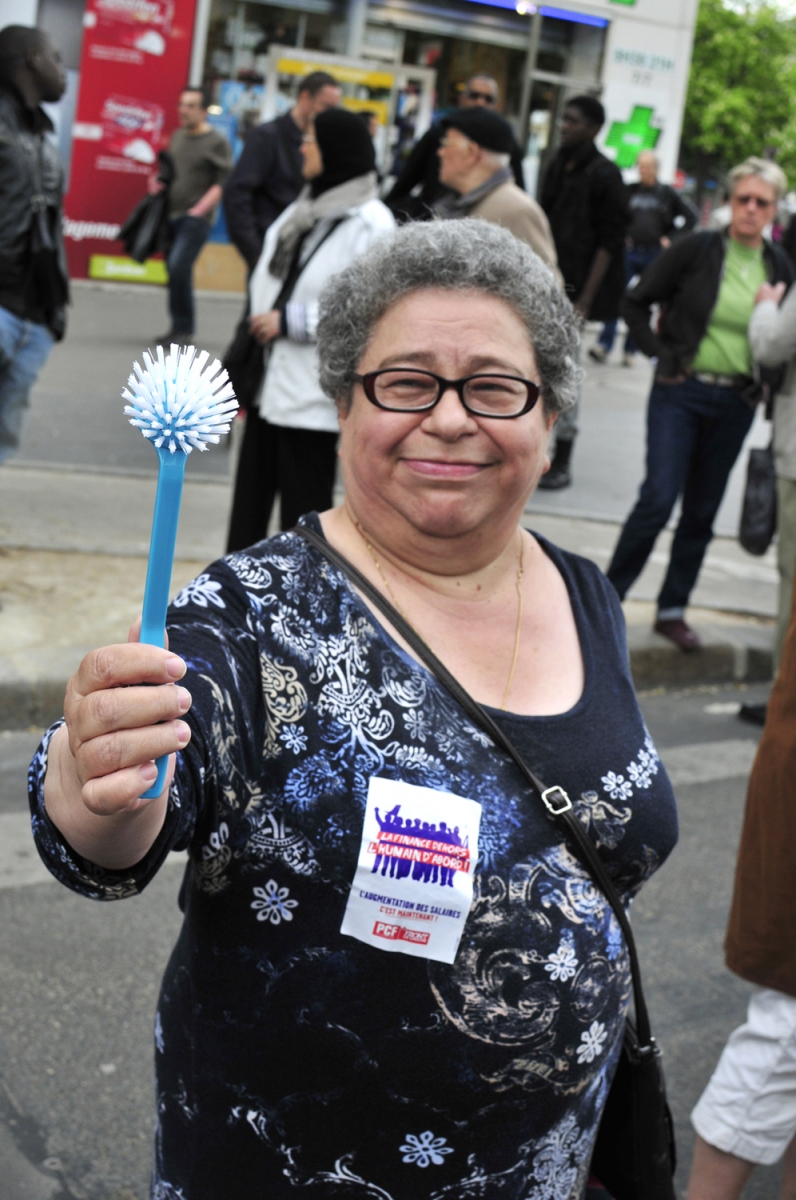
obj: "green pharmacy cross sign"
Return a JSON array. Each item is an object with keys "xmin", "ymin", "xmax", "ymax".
[{"xmin": 605, "ymin": 105, "xmax": 661, "ymax": 169}]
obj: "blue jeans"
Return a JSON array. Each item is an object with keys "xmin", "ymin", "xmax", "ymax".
[
  {"xmin": 167, "ymin": 215, "xmax": 210, "ymax": 334},
  {"xmin": 598, "ymin": 245, "xmax": 661, "ymax": 356},
  {"xmin": 0, "ymin": 305, "xmax": 54, "ymax": 464},
  {"xmin": 606, "ymin": 377, "xmax": 755, "ymax": 615}
]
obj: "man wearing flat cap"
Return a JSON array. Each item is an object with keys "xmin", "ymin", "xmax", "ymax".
[{"xmin": 435, "ymin": 109, "xmax": 559, "ymax": 278}]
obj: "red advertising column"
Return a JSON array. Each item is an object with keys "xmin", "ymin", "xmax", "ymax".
[{"xmin": 64, "ymin": 0, "xmax": 198, "ymax": 281}]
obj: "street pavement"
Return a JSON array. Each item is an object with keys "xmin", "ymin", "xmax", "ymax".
[{"xmin": 0, "ymin": 282, "xmax": 785, "ymax": 1197}]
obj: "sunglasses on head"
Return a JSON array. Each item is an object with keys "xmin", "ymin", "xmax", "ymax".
[
  {"xmin": 466, "ymin": 90, "xmax": 496, "ymax": 103},
  {"xmin": 734, "ymin": 194, "xmax": 774, "ymax": 209}
]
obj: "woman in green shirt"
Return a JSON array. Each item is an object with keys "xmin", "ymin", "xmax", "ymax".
[{"xmin": 608, "ymin": 157, "xmax": 792, "ymax": 651}]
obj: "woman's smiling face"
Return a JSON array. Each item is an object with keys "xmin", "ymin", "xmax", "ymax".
[{"xmin": 338, "ymin": 288, "xmax": 555, "ymax": 543}]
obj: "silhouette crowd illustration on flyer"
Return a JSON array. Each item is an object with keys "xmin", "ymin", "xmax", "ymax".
[{"xmin": 370, "ymin": 804, "xmax": 471, "ymax": 887}]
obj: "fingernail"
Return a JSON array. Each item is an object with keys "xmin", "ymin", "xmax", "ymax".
[
  {"xmin": 177, "ymin": 687, "xmax": 192, "ymax": 712},
  {"xmin": 140, "ymin": 763, "xmax": 158, "ymax": 782},
  {"xmin": 166, "ymin": 656, "xmax": 186, "ymax": 679},
  {"xmin": 175, "ymin": 721, "xmax": 191, "ymax": 745}
]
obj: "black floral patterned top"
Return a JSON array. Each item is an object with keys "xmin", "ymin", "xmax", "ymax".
[{"xmin": 29, "ymin": 515, "xmax": 677, "ymax": 1200}]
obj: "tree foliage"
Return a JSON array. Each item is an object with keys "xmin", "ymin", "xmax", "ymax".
[{"xmin": 681, "ymin": 0, "xmax": 796, "ymax": 187}]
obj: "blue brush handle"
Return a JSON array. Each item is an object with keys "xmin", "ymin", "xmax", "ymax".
[{"xmin": 139, "ymin": 446, "xmax": 188, "ymax": 799}]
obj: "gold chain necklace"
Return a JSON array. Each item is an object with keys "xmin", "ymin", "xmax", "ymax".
[{"xmin": 355, "ymin": 522, "xmax": 525, "ymax": 711}]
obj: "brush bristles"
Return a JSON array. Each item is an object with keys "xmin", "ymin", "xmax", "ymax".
[{"xmin": 122, "ymin": 343, "xmax": 239, "ymax": 454}]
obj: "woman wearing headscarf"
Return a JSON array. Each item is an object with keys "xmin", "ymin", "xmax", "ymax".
[{"xmin": 226, "ymin": 106, "xmax": 395, "ymax": 552}]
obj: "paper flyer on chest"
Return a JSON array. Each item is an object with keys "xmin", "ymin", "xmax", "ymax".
[{"xmin": 341, "ymin": 776, "xmax": 482, "ymax": 964}]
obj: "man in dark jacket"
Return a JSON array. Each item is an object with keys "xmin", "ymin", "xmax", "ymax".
[
  {"xmin": 0, "ymin": 25, "xmax": 67, "ymax": 466},
  {"xmin": 608, "ymin": 159, "xmax": 792, "ymax": 651},
  {"xmin": 538, "ymin": 95, "xmax": 628, "ymax": 488},
  {"xmin": 224, "ymin": 71, "xmax": 341, "ymax": 271},
  {"xmin": 590, "ymin": 150, "xmax": 697, "ymax": 366},
  {"xmin": 385, "ymin": 75, "xmax": 525, "ymax": 222}
]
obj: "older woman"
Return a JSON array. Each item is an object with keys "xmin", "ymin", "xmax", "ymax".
[
  {"xmin": 609, "ymin": 157, "xmax": 793, "ymax": 651},
  {"xmin": 31, "ymin": 221, "xmax": 677, "ymax": 1198}
]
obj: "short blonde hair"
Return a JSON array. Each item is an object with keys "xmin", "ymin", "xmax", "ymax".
[{"xmin": 728, "ymin": 157, "xmax": 787, "ymax": 202}]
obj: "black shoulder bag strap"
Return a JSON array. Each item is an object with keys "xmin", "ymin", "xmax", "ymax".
[
  {"xmin": 294, "ymin": 522, "xmax": 676, "ymax": 1200},
  {"xmin": 273, "ymin": 215, "xmax": 347, "ymax": 313}
]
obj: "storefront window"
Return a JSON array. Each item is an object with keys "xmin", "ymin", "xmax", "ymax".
[
  {"xmin": 537, "ymin": 15, "xmax": 605, "ymax": 83},
  {"xmin": 203, "ymin": 0, "xmax": 345, "ymax": 101},
  {"xmin": 400, "ymin": 29, "xmax": 526, "ymax": 123}
]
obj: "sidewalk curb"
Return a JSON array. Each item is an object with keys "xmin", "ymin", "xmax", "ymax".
[
  {"xmin": 627, "ymin": 623, "xmax": 773, "ymax": 690},
  {"xmin": 0, "ymin": 633, "xmax": 773, "ymax": 731}
]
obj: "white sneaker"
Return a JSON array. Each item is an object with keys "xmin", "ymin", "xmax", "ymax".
[
  {"xmin": 588, "ymin": 346, "xmax": 608, "ymax": 364},
  {"xmin": 622, "ymin": 353, "xmax": 634, "ymax": 367}
]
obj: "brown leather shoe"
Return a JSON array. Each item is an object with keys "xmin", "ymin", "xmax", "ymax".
[{"xmin": 653, "ymin": 618, "xmax": 702, "ymax": 652}]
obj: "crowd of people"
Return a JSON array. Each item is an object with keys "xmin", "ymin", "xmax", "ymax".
[{"xmin": 4, "ymin": 19, "xmax": 796, "ymax": 1198}]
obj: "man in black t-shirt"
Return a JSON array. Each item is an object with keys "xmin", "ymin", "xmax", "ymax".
[
  {"xmin": 538, "ymin": 95, "xmax": 628, "ymax": 489},
  {"xmin": 590, "ymin": 151, "xmax": 697, "ymax": 367}
]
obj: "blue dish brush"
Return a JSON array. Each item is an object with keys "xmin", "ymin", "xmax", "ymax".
[{"xmin": 123, "ymin": 343, "xmax": 238, "ymax": 798}]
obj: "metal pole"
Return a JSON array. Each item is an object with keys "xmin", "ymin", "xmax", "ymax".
[
  {"xmin": 517, "ymin": 10, "xmax": 542, "ymax": 153},
  {"xmin": 189, "ymin": 0, "xmax": 214, "ymax": 88},
  {"xmin": 345, "ymin": 0, "xmax": 368, "ymax": 58}
]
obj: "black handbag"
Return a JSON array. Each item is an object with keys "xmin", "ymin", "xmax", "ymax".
[
  {"xmin": 223, "ymin": 216, "xmax": 347, "ymax": 412},
  {"xmin": 739, "ymin": 442, "xmax": 777, "ymax": 556},
  {"xmin": 119, "ymin": 151, "xmax": 175, "ymax": 263},
  {"xmin": 223, "ymin": 304, "xmax": 266, "ymax": 413},
  {"xmin": 294, "ymin": 523, "xmax": 677, "ymax": 1200}
]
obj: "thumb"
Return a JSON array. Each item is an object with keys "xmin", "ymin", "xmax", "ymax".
[{"xmin": 128, "ymin": 616, "xmax": 170, "ymax": 650}]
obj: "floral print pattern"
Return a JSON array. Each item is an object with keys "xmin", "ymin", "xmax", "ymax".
[
  {"xmin": 399, "ymin": 1132, "xmax": 454, "ymax": 1168},
  {"xmin": 545, "ymin": 934, "xmax": 579, "ymax": 981},
  {"xmin": 28, "ymin": 517, "xmax": 677, "ymax": 1199},
  {"xmin": 577, "ymin": 1021, "xmax": 609, "ymax": 1064},
  {"xmin": 172, "ymin": 573, "xmax": 225, "ymax": 610},
  {"xmin": 250, "ymin": 880, "xmax": 299, "ymax": 924}
]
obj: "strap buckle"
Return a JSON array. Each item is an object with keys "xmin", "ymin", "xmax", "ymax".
[{"xmin": 541, "ymin": 785, "xmax": 572, "ymax": 815}]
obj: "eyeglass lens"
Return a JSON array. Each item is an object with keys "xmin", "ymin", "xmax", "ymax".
[
  {"xmin": 735, "ymin": 195, "xmax": 773, "ymax": 208},
  {"xmin": 370, "ymin": 370, "xmax": 531, "ymax": 416},
  {"xmin": 467, "ymin": 91, "xmax": 495, "ymax": 103}
]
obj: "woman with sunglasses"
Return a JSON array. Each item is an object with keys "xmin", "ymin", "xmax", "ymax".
[
  {"xmin": 608, "ymin": 157, "xmax": 793, "ymax": 651},
  {"xmin": 31, "ymin": 221, "xmax": 677, "ymax": 1198}
]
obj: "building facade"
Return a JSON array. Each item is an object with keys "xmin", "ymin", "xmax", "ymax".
[{"xmin": 11, "ymin": 0, "xmax": 697, "ymax": 284}]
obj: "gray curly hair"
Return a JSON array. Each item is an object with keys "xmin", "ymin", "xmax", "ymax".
[{"xmin": 316, "ymin": 219, "xmax": 579, "ymax": 415}]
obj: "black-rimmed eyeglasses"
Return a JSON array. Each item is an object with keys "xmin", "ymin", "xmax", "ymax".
[{"xmin": 354, "ymin": 369, "xmax": 541, "ymax": 419}]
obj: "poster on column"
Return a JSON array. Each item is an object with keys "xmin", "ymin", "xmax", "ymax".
[{"xmin": 64, "ymin": 0, "xmax": 197, "ymax": 280}]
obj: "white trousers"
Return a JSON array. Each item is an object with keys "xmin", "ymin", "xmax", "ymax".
[{"xmin": 692, "ymin": 988, "xmax": 796, "ymax": 1165}]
